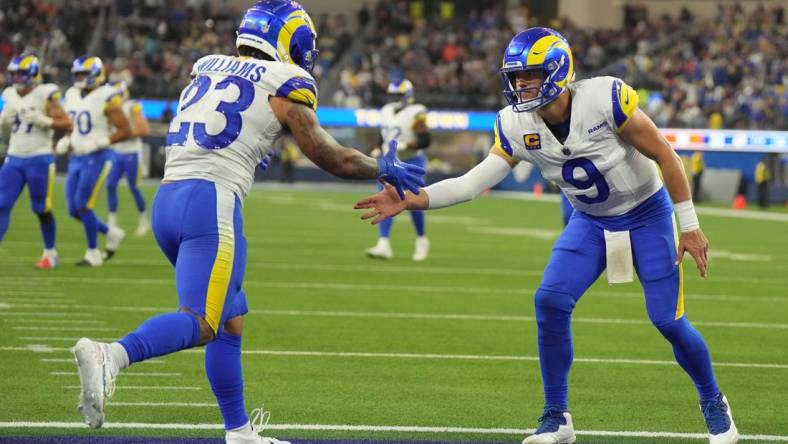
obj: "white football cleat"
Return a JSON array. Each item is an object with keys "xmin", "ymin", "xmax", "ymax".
[
  {"xmin": 412, "ymin": 236, "xmax": 429, "ymax": 261},
  {"xmin": 104, "ymin": 226, "xmax": 126, "ymax": 261},
  {"xmin": 523, "ymin": 408, "xmax": 576, "ymax": 444},
  {"xmin": 35, "ymin": 249, "xmax": 58, "ymax": 270},
  {"xmin": 71, "ymin": 338, "xmax": 117, "ymax": 428},
  {"xmin": 366, "ymin": 238, "xmax": 393, "ymax": 259},
  {"xmin": 226, "ymin": 407, "xmax": 291, "ymax": 444},
  {"xmin": 77, "ymin": 249, "xmax": 103, "ymax": 267},
  {"xmin": 701, "ymin": 393, "xmax": 739, "ymax": 444},
  {"xmin": 134, "ymin": 213, "xmax": 149, "ymax": 236}
]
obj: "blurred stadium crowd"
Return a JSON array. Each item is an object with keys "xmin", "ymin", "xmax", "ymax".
[{"xmin": 0, "ymin": 0, "xmax": 785, "ymax": 130}]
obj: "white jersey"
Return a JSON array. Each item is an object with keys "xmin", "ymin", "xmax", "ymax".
[
  {"xmin": 1, "ymin": 84, "xmax": 60, "ymax": 157},
  {"xmin": 380, "ymin": 102, "xmax": 427, "ymax": 160},
  {"xmin": 494, "ymin": 76, "xmax": 662, "ymax": 217},
  {"xmin": 112, "ymin": 100, "xmax": 143, "ymax": 154},
  {"xmin": 163, "ymin": 54, "xmax": 318, "ymax": 200},
  {"xmin": 63, "ymin": 84, "xmax": 120, "ymax": 155}
]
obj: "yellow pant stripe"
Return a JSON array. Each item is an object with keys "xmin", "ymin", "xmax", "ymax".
[
  {"xmin": 672, "ymin": 216, "xmax": 686, "ymax": 319},
  {"xmin": 205, "ymin": 187, "xmax": 235, "ymax": 333},
  {"xmin": 86, "ymin": 161, "xmax": 112, "ymax": 209},
  {"xmin": 45, "ymin": 163, "xmax": 55, "ymax": 212}
]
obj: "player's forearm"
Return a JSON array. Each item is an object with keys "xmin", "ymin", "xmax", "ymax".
[
  {"xmin": 424, "ymin": 154, "xmax": 511, "ymax": 209},
  {"xmin": 659, "ymin": 151, "xmax": 692, "ymax": 204},
  {"xmin": 51, "ymin": 114, "xmax": 73, "ymax": 132},
  {"xmin": 109, "ymin": 126, "xmax": 132, "ymax": 144}
]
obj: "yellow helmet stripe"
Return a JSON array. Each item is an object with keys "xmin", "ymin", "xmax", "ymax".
[
  {"xmin": 276, "ymin": 11, "xmax": 314, "ymax": 65},
  {"xmin": 19, "ymin": 56, "xmax": 37, "ymax": 69},
  {"xmin": 525, "ymin": 35, "xmax": 563, "ymax": 66}
]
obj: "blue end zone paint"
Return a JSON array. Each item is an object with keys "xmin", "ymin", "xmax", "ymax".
[{"xmin": 0, "ymin": 439, "xmax": 500, "ymax": 444}]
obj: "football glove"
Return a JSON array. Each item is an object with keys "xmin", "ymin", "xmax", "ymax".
[
  {"xmin": 259, "ymin": 150, "xmax": 274, "ymax": 171},
  {"xmin": 376, "ymin": 140, "xmax": 425, "ymax": 200},
  {"xmin": 55, "ymin": 135, "xmax": 72, "ymax": 154}
]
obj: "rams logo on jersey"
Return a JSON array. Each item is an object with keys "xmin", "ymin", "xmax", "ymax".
[{"xmin": 523, "ymin": 133, "xmax": 541, "ymax": 150}]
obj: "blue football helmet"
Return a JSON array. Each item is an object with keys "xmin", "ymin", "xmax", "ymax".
[
  {"xmin": 236, "ymin": 0, "xmax": 319, "ymax": 73},
  {"xmin": 386, "ymin": 78, "xmax": 415, "ymax": 106},
  {"xmin": 71, "ymin": 56, "xmax": 106, "ymax": 89},
  {"xmin": 500, "ymin": 27, "xmax": 575, "ymax": 112},
  {"xmin": 7, "ymin": 54, "xmax": 42, "ymax": 89}
]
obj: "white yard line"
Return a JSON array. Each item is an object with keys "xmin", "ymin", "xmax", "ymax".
[
  {"xmin": 0, "ymin": 312, "xmax": 95, "ymax": 317},
  {"xmin": 40, "ymin": 358, "xmax": 164, "ymax": 364},
  {"xmin": 51, "ymin": 372, "xmax": 181, "ymax": 377},
  {"xmin": 0, "ymin": 421, "xmax": 785, "ymax": 441},
  {"xmin": 63, "ymin": 385, "xmax": 200, "ymax": 390},
  {"xmin": 12, "ymin": 326, "xmax": 118, "ymax": 331},
  {"xmin": 5, "ymin": 319, "xmax": 106, "ymax": 324},
  {"xmin": 22, "ymin": 337, "xmax": 115, "ymax": 341},
  {"xmin": 109, "ymin": 402, "xmax": 215, "ymax": 407}
]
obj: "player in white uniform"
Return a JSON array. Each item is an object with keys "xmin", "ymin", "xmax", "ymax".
[
  {"xmin": 366, "ymin": 78, "xmax": 431, "ymax": 261},
  {"xmin": 69, "ymin": 2, "xmax": 424, "ymax": 443},
  {"xmin": 0, "ymin": 54, "xmax": 72, "ymax": 268},
  {"xmin": 106, "ymin": 81, "xmax": 151, "ymax": 236},
  {"xmin": 57, "ymin": 56, "xmax": 132, "ymax": 266},
  {"xmin": 356, "ymin": 28, "xmax": 738, "ymax": 444}
]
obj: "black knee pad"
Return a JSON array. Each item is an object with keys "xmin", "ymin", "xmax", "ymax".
[{"xmin": 37, "ymin": 211, "xmax": 55, "ymax": 225}]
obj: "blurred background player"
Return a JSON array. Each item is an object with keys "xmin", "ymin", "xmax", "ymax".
[
  {"xmin": 356, "ymin": 27, "xmax": 738, "ymax": 444},
  {"xmin": 0, "ymin": 54, "xmax": 72, "ymax": 269},
  {"xmin": 106, "ymin": 80, "xmax": 151, "ymax": 236},
  {"xmin": 57, "ymin": 56, "xmax": 131, "ymax": 266},
  {"xmin": 366, "ymin": 77, "xmax": 431, "ymax": 261},
  {"xmin": 68, "ymin": 1, "xmax": 424, "ymax": 443}
]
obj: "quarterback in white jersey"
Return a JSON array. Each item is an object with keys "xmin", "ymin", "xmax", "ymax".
[
  {"xmin": 367, "ymin": 78, "xmax": 431, "ymax": 261},
  {"xmin": 0, "ymin": 54, "xmax": 72, "ymax": 269},
  {"xmin": 69, "ymin": 1, "xmax": 424, "ymax": 443},
  {"xmin": 357, "ymin": 28, "xmax": 738, "ymax": 444},
  {"xmin": 106, "ymin": 81, "xmax": 151, "ymax": 236},
  {"xmin": 57, "ymin": 56, "xmax": 132, "ymax": 266}
]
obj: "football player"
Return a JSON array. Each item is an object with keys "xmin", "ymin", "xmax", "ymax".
[
  {"xmin": 0, "ymin": 55, "xmax": 72, "ymax": 268},
  {"xmin": 69, "ymin": 1, "xmax": 423, "ymax": 443},
  {"xmin": 57, "ymin": 56, "xmax": 131, "ymax": 266},
  {"xmin": 356, "ymin": 27, "xmax": 738, "ymax": 444},
  {"xmin": 106, "ymin": 80, "xmax": 151, "ymax": 236},
  {"xmin": 366, "ymin": 78, "xmax": 431, "ymax": 261}
]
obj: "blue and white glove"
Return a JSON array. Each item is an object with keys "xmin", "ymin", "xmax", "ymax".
[
  {"xmin": 376, "ymin": 140, "xmax": 425, "ymax": 200},
  {"xmin": 259, "ymin": 150, "xmax": 274, "ymax": 171}
]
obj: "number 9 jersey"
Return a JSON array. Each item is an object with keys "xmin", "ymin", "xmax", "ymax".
[
  {"xmin": 493, "ymin": 76, "xmax": 662, "ymax": 217},
  {"xmin": 163, "ymin": 54, "xmax": 318, "ymax": 200}
]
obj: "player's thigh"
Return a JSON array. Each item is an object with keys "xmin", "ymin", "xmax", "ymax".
[
  {"xmin": 174, "ymin": 181, "xmax": 246, "ymax": 334},
  {"xmin": 105, "ymin": 152, "xmax": 125, "ymax": 188},
  {"xmin": 65, "ymin": 157, "xmax": 83, "ymax": 214},
  {"xmin": 539, "ymin": 213, "xmax": 606, "ymax": 298},
  {"xmin": 0, "ymin": 159, "xmax": 26, "ymax": 210},
  {"xmin": 24, "ymin": 157, "xmax": 55, "ymax": 214},
  {"xmin": 631, "ymin": 213, "xmax": 682, "ymax": 324},
  {"xmin": 74, "ymin": 151, "xmax": 112, "ymax": 210}
]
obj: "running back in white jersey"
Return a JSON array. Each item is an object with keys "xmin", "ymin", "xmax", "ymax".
[
  {"xmin": 1, "ymin": 84, "xmax": 60, "ymax": 157},
  {"xmin": 112, "ymin": 100, "xmax": 143, "ymax": 154},
  {"xmin": 380, "ymin": 102, "xmax": 427, "ymax": 160},
  {"xmin": 493, "ymin": 76, "xmax": 662, "ymax": 217},
  {"xmin": 163, "ymin": 54, "xmax": 318, "ymax": 200},
  {"xmin": 63, "ymin": 84, "xmax": 121, "ymax": 155}
]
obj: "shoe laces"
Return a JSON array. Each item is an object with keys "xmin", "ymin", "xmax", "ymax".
[
  {"xmin": 701, "ymin": 395, "xmax": 731, "ymax": 435},
  {"xmin": 99, "ymin": 344, "xmax": 116, "ymax": 401},
  {"xmin": 535, "ymin": 406, "xmax": 566, "ymax": 434},
  {"xmin": 250, "ymin": 406, "xmax": 272, "ymax": 435}
]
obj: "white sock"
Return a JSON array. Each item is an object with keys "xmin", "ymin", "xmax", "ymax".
[
  {"xmin": 108, "ymin": 212, "xmax": 118, "ymax": 227},
  {"xmin": 378, "ymin": 237, "xmax": 390, "ymax": 248},
  {"xmin": 108, "ymin": 342, "xmax": 130, "ymax": 374},
  {"xmin": 43, "ymin": 248, "xmax": 57, "ymax": 258},
  {"xmin": 228, "ymin": 420, "xmax": 252, "ymax": 433},
  {"xmin": 138, "ymin": 211, "xmax": 147, "ymax": 222}
]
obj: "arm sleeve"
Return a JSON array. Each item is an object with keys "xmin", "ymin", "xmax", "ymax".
[{"xmin": 425, "ymin": 154, "xmax": 512, "ymax": 209}]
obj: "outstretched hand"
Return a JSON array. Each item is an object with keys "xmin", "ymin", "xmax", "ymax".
[
  {"xmin": 676, "ymin": 228, "xmax": 709, "ymax": 278},
  {"xmin": 376, "ymin": 140, "xmax": 425, "ymax": 199},
  {"xmin": 354, "ymin": 183, "xmax": 409, "ymax": 224},
  {"xmin": 259, "ymin": 150, "xmax": 274, "ymax": 171}
]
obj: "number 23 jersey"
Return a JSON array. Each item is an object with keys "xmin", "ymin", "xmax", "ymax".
[
  {"xmin": 163, "ymin": 54, "xmax": 318, "ymax": 200},
  {"xmin": 493, "ymin": 76, "xmax": 662, "ymax": 217}
]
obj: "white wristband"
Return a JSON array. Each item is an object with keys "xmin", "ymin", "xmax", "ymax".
[{"xmin": 674, "ymin": 200, "xmax": 700, "ymax": 232}]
